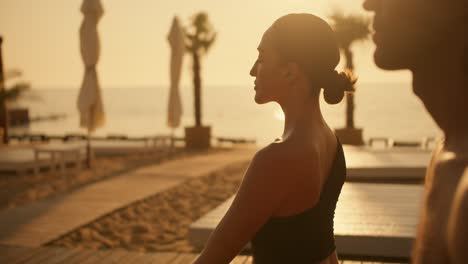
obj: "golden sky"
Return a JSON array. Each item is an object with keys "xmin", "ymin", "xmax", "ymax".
[{"xmin": 0, "ymin": 0, "xmax": 411, "ymax": 90}]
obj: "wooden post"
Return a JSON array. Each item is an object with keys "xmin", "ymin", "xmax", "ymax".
[{"xmin": 0, "ymin": 36, "xmax": 9, "ymax": 145}]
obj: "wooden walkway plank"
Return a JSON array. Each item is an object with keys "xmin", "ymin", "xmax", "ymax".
[
  {"xmin": 0, "ymin": 246, "xmax": 410, "ymax": 264},
  {"xmin": 142, "ymin": 252, "xmax": 179, "ymax": 264},
  {"xmin": 244, "ymin": 256, "xmax": 253, "ymax": 264},
  {"xmin": 77, "ymin": 248, "xmax": 115, "ymax": 264},
  {"xmin": 6, "ymin": 247, "xmax": 47, "ymax": 264},
  {"xmin": 0, "ymin": 148, "xmax": 256, "ymax": 247},
  {"xmin": 122, "ymin": 251, "xmax": 155, "ymax": 264},
  {"xmin": 23, "ymin": 247, "xmax": 68, "ymax": 264},
  {"xmin": 230, "ymin": 255, "xmax": 248, "ymax": 264},
  {"xmin": 94, "ymin": 249, "xmax": 136, "ymax": 264},
  {"xmin": 169, "ymin": 253, "xmax": 199, "ymax": 264},
  {"xmin": 40, "ymin": 247, "xmax": 84, "ymax": 264},
  {"xmin": 343, "ymin": 145, "xmax": 431, "ymax": 181},
  {"xmin": 61, "ymin": 248, "xmax": 98, "ymax": 264},
  {"xmin": 0, "ymin": 246, "xmax": 31, "ymax": 263}
]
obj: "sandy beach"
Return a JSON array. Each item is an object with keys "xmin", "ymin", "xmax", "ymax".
[{"xmin": 46, "ymin": 160, "xmax": 249, "ymax": 253}]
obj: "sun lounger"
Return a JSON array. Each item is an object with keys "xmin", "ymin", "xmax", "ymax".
[
  {"xmin": 33, "ymin": 143, "xmax": 86, "ymax": 174},
  {"xmin": 0, "ymin": 148, "xmax": 52, "ymax": 176},
  {"xmin": 9, "ymin": 133, "xmax": 175, "ymax": 158}
]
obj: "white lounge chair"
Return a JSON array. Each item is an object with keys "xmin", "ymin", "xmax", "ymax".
[{"xmin": 0, "ymin": 148, "xmax": 52, "ymax": 176}]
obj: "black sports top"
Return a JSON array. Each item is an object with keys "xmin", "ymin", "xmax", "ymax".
[{"xmin": 251, "ymin": 142, "xmax": 346, "ymax": 264}]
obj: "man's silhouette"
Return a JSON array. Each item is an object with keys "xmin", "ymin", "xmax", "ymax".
[{"xmin": 363, "ymin": 1, "xmax": 468, "ymax": 263}]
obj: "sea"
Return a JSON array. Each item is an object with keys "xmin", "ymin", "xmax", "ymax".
[{"xmin": 9, "ymin": 83, "xmax": 441, "ymax": 147}]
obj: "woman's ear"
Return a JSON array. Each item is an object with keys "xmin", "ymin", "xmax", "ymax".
[{"xmin": 284, "ymin": 62, "xmax": 301, "ymax": 81}]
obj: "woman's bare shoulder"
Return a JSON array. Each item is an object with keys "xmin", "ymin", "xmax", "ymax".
[
  {"xmin": 252, "ymin": 140, "xmax": 318, "ymax": 173},
  {"xmin": 254, "ymin": 141, "xmax": 296, "ymax": 160}
]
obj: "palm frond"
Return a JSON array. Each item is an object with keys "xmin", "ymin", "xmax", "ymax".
[
  {"xmin": 184, "ymin": 11, "xmax": 217, "ymax": 55},
  {"xmin": 199, "ymin": 33, "xmax": 217, "ymax": 54},
  {"xmin": 3, "ymin": 69, "xmax": 23, "ymax": 81},
  {"xmin": 330, "ymin": 11, "xmax": 371, "ymax": 49}
]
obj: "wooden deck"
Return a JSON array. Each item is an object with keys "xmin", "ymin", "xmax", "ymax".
[
  {"xmin": 343, "ymin": 146, "xmax": 431, "ymax": 181},
  {"xmin": 190, "ymin": 183, "xmax": 424, "ymax": 260},
  {"xmin": 0, "ymin": 245, "xmax": 408, "ymax": 263},
  {"xmin": 0, "ymin": 148, "xmax": 257, "ymax": 247}
]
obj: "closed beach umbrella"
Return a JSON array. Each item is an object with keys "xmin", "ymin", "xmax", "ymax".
[
  {"xmin": 77, "ymin": 0, "xmax": 105, "ymax": 167},
  {"xmin": 167, "ymin": 16, "xmax": 185, "ymax": 130}
]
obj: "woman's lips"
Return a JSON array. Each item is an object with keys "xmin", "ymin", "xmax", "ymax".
[{"xmin": 372, "ymin": 20, "xmax": 383, "ymax": 44}]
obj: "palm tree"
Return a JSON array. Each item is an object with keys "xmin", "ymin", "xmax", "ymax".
[
  {"xmin": 330, "ymin": 12, "xmax": 370, "ymax": 130},
  {"xmin": 0, "ymin": 82, "xmax": 31, "ymax": 144},
  {"xmin": 184, "ymin": 12, "xmax": 217, "ymax": 127},
  {"xmin": 0, "ymin": 36, "xmax": 30, "ymax": 144}
]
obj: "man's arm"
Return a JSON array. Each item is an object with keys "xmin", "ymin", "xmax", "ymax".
[{"xmin": 447, "ymin": 168, "xmax": 468, "ymax": 264}]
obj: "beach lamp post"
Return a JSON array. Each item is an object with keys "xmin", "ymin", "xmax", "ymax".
[
  {"xmin": 167, "ymin": 16, "xmax": 185, "ymax": 146},
  {"xmin": 77, "ymin": 0, "xmax": 105, "ymax": 168}
]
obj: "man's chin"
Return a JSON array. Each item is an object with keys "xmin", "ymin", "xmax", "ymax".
[
  {"xmin": 374, "ymin": 52, "xmax": 402, "ymax": 71},
  {"xmin": 374, "ymin": 49, "xmax": 409, "ymax": 71}
]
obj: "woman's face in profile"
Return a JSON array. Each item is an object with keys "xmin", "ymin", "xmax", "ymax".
[{"xmin": 250, "ymin": 27, "xmax": 289, "ymax": 104}]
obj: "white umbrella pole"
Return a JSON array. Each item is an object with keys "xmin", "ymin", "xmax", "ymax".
[
  {"xmin": 170, "ymin": 128, "xmax": 176, "ymax": 155},
  {"xmin": 86, "ymin": 108, "xmax": 92, "ymax": 168},
  {"xmin": 87, "ymin": 128, "xmax": 91, "ymax": 168}
]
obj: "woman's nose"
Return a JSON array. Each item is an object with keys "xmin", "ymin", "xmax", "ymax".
[{"xmin": 250, "ymin": 62, "xmax": 257, "ymax": 77}]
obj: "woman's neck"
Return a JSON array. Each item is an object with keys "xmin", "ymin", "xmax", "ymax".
[{"xmin": 280, "ymin": 94, "xmax": 325, "ymax": 141}]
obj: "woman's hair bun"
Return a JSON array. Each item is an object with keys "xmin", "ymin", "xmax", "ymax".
[{"xmin": 323, "ymin": 70, "xmax": 357, "ymax": 105}]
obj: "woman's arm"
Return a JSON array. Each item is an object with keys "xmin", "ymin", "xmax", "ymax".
[{"xmin": 193, "ymin": 146, "xmax": 308, "ymax": 264}]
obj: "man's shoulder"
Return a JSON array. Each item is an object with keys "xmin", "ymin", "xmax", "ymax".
[
  {"xmin": 431, "ymin": 147, "xmax": 468, "ymax": 182},
  {"xmin": 446, "ymin": 167, "xmax": 468, "ymax": 264},
  {"xmin": 456, "ymin": 167, "xmax": 468, "ymax": 196},
  {"xmin": 424, "ymin": 147, "xmax": 467, "ymax": 208},
  {"xmin": 452, "ymin": 167, "xmax": 468, "ymax": 207}
]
